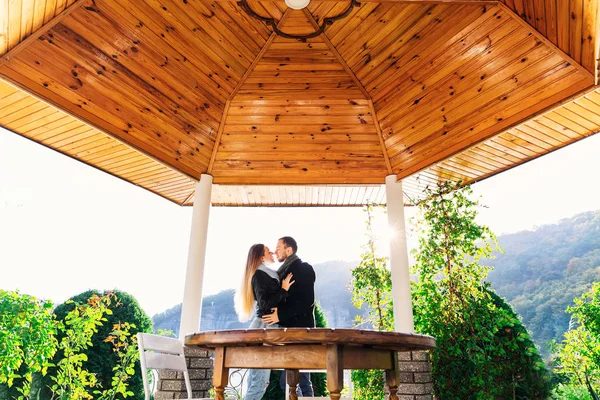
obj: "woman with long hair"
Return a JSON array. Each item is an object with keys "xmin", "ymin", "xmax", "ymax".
[{"xmin": 235, "ymin": 243, "xmax": 294, "ymax": 400}]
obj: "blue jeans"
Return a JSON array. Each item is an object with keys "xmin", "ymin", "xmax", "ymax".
[{"xmin": 244, "ymin": 317, "xmax": 277, "ymax": 400}]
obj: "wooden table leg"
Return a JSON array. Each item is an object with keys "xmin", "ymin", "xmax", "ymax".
[
  {"xmin": 213, "ymin": 347, "xmax": 229, "ymax": 400},
  {"xmin": 385, "ymin": 351, "xmax": 400, "ymax": 400},
  {"xmin": 286, "ymin": 369, "xmax": 300, "ymax": 400},
  {"xmin": 326, "ymin": 344, "xmax": 343, "ymax": 400}
]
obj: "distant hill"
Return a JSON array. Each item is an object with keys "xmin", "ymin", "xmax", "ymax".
[
  {"xmin": 153, "ymin": 261, "xmax": 367, "ymax": 337},
  {"xmin": 486, "ymin": 210, "xmax": 600, "ymax": 358}
]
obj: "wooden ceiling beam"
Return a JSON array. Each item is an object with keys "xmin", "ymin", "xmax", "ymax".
[
  {"xmin": 0, "ymin": 0, "xmax": 92, "ymax": 67},
  {"xmin": 304, "ymin": 8, "xmax": 393, "ymax": 175},
  {"xmin": 206, "ymin": 9, "xmax": 293, "ymax": 176}
]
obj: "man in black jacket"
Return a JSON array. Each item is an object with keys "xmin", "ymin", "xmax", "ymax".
[{"xmin": 262, "ymin": 236, "xmax": 315, "ymax": 396}]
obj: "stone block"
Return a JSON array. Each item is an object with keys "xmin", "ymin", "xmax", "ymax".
[
  {"xmin": 414, "ymin": 372, "xmax": 432, "ymax": 383},
  {"xmin": 415, "ymin": 395, "xmax": 433, "ymax": 400},
  {"xmin": 188, "ymin": 369, "xmax": 207, "ymax": 380},
  {"xmin": 190, "ymin": 358, "xmax": 214, "ymax": 369},
  {"xmin": 191, "ymin": 380, "xmax": 214, "ymax": 390},
  {"xmin": 184, "ymin": 347, "xmax": 209, "ymax": 358},
  {"xmin": 154, "ymin": 391, "xmax": 175, "ymax": 399},
  {"xmin": 397, "ymin": 383, "xmax": 430, "ymax": 395},
  {"xmin": 399, "ymin": 372, "xmax": 414, "ymax": 383},
  {"xmin": 397, "ymin": 351, "xmax": 412, "ymax": 361},
  {"xmin": 158, "ymin": 370, "xmax": 177, "ymax": 380},
  {"xmin": 398, "ymin": 396, "xmax": 416, "ymax": 400},
  {"xmin": 411, "ymin": 351, "xmax": 430, "ymax": 361},
  {"xmin": 161, "ymin": 380, "xmax": 187, "ymax": 391},
  {"xmin": 398, "ymin": 361, "xmax": 431, "ymax": 373}
]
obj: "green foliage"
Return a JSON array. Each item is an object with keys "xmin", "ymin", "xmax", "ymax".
[
  {"xmin": 41, "ymin": 290, "xmax": 152, "ymax": 400},
  {"xmin": 552, "ymin": 283, "xmax": 600, "ymax": 398},
  {"xmin": 0, "ymin": 292, "xmax": 142, "ymax": 400},
  {"xmin": 487, "ymin": 211, "xmax": 600, "ymax": 358},
  {"xmin": 350, "ymin": 204, "xmax": 391, "ymax": 400},
  {"xmin": 411, "ymin": 182, "xmax": 551, "ymax": 399},
  {"xmin": 552, "ymin": 383, "xmax": 594, "ymax": 400},
  {"xmin": 0, "ymin": 291, "xmax": 57, "ymax": 399},
  {"xmin": 50, "ymin": 294, "xmax": 113, "ymax": 399},
  {"xmin": 351, "ymin": 204, "xmax": 393, "ymax": 332},
  {"xmin": 96, "ymin": 322, "xmax": 140, "ymax": 400}
]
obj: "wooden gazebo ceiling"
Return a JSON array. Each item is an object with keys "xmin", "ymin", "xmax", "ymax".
[{"xmin": 0, "ymin": 0, "xmax": 598, "ymax": 206}]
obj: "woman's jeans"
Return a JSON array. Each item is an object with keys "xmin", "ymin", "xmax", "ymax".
[{"xmin": 244, "ymin": 317, "xmax": 277, "ymax": 400}]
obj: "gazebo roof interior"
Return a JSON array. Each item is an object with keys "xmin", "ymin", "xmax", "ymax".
[{"xmin": 0, "ymin": 0, "xmax": 598, "ymax": 206}]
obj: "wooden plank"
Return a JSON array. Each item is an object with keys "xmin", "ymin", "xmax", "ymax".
[
  {"xmin": 580, "ymin": 0, "xmax": 598, "ymax": 75},
  {"xmin": 7, "ymin": 0, "xmax": 22, "ymax": 50},
  {"xmin": 568, "ymin": 0, "xmax": 583, "ymax": 63},
  {"xmin": 65, "ymin": 10, "xmax": 225, "ymax": 121},
  {"xmin": 31, "ymin": 0, "xmax": 48, "ymax": 33},
  {"xmin": 499, "ymin": 2, "xmax": 593, "ymax": 79},
  {"xmin": 378, "ymin": 21, "xmax": 537, "ymax": 137},
  {"xmin": 544, "ymin": 0, "xmax": 558, "ymax": 45},
  {"xmin": 0, "ymin": 0, "xmax": 8, "ymax": 54},
  {"xmin": 208, "ymin": 10, "xmax": 291, "ymax": 173},
  {"xmin": 533, "ymin": 0, "xmax": 546, "ymax": 35},
  {"xmin": 395, "ymin": 73, "xmax": 591, "ymax": 179},
  {"xmin": 0, "ymin": 65, "xmax": 200, "ymax": 179},
  {"xmin": 21, "ymin": 0, "xmax": 36, "ymax": 40},
  {"xmin": 556, "ymin": 0, "xmax": 570, "ymax": 53},
  {"xmin": 1, "ymin": 0, "xmax": 90, "ymax": 65}
]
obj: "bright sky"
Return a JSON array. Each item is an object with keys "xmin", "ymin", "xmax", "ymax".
[{"xmin": 1, "ymin": 127, "xmax": 599, "ymax": 316}]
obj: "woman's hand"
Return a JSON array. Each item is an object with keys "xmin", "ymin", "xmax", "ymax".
[{"xmin": 282, "ymin": 273, "xmax": 295, "ymax": 291}]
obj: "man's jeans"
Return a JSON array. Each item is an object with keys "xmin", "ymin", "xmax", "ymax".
[{"xmin": 244, "ymin": 317, "xmax": 314, "ymax": 399}]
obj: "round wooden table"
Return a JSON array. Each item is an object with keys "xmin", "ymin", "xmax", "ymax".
[{"xmin": 185, "ymin": 328, "xmax": 436, "ymax": 400}]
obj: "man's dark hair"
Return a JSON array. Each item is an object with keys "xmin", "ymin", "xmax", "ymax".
[{"xmin": 279, "ymin": 236, "xmax": 298, "ymax": 254}]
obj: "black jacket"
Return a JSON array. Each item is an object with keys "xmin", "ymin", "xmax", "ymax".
[
  {"xmin": 251, "ymin": 269, "xmax": 288, "ymax": 318},
  {"xmin": 276, "ymin": 257, "xmax": 316, "ymax": 328}
]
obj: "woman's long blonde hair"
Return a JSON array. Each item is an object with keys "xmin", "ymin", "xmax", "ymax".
[{"xmin": 234, "ymin": 243, "xmax": 265, "ymax": 322}]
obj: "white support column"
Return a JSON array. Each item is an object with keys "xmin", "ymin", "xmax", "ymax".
[
  {"xmin": 179, "ymin": 174, "xmax": 213, "ymax": 340},
  {"xmin": 385, "ymin": 175, "xmax": 415, "ymax": 333}
]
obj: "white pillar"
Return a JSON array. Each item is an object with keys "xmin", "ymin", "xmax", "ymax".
[
  {"xmin": 385, "ymin": 175, "xmax": 415, "ymax": 333},
  {"xmin": 179, "ymin": 174, "xmax": 213, "ymax": 340}
]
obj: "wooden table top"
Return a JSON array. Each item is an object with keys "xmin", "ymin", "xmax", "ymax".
[{"xmin": 185, "ymin": 328, "xmax": 435, "ymax": 352}]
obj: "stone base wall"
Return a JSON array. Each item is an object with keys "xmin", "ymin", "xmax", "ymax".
[
  {"xmin": 154, "ymin": 347, "xmax": 214, "ymax": 399},
  {"xmin": 394, "ymin": 351, "xmax": 434, "ymax": 400}
]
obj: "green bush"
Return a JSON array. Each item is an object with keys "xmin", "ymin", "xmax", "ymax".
[
  {"xmin": 40, "ymin": 290, "xmax": 152, "ymax": 400},
  {"xmin": 411, "ymin": 182, "xmax": 551, "ymax": 399},
  {"xmin": 0, "ymin": 290, "xmax": 57, "ymax": 399}
]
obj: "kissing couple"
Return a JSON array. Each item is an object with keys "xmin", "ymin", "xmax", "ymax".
[{"xmin": 235, "ymin": 236, "xmax": 316, "ymax": 399}]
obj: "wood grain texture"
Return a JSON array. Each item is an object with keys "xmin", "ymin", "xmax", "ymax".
[
  {"xmin": 499, "ymin": 0, "xmax": 598, "ymax": 76},
  {"xmin": 213, "ymin": 9, "xmax": 389, "ymax": 185},
  {"xmin": 0, "ymin": 79, "xmax": 196, "ymax": 205},
  {"xmin": 0, "ymin": 0, "xmax": 598, "ymax": 206}
]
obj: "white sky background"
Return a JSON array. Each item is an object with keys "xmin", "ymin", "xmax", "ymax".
[{"xmin": 0, "ymin": 127, "xmax": 599, "ymax": 316}]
